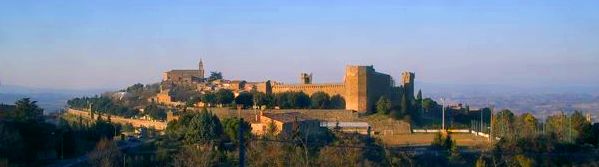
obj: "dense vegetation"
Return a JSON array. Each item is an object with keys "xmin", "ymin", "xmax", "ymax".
[
  {"xmin": 0, "ymin": 98, "xmax": 121, "ymax": 166},
  {"xmin": 471, "ymin": 109, "xmax": 599, "ymax": 166},
  {"xmin": 373, "ymin": 90, "xmax": 424, "ymax": 124},
  {"xmin": 159, "ymin": 108, "xmax": 403, "ymax": 167},
  {"xmin": 67, "ymin": 83, "xmax": 168, "ymax": 121},
  {"xmin": 67, "ymin": 96, "xmax": 139, "ymax": 118},
  {"xmin": 190, "ymin": 90, "xmax": 346, "ymax": 110}
]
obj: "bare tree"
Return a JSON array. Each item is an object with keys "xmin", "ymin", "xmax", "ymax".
[
  {"xmin": 87, "ymin": 138, "xmax": 122, "ymax": 167},
  {"xmin": 172, "ymin": 144, "xmax": 216, "ymax": 167}
]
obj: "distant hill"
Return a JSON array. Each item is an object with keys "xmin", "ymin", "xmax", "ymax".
[
  {"xmin": 417, "ymin": 82, "xmax": 599, "ymax": 96},
  {"xmin": 416, "ymin": 82, "xmax": 599, "ymax": 121},
  {"xmin": 0, "ymin": 85, "xmax": 111, "ymax": 114}
]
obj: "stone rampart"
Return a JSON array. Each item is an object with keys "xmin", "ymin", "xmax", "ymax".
[{"xmin": 66, "ymin": 109, "xmax": 167, "ymax": 130}]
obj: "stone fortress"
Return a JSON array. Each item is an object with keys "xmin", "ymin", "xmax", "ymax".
[{"xmin": 157, "ymin": 59, "xmax": 416, "ymax": 113}]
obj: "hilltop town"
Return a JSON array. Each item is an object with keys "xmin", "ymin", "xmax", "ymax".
[{"xmin": 155, "ymin": 59, "xmax": 416, "ymax": 113}]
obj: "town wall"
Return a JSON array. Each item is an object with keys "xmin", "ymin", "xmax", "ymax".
[
  {"xmin": 271, "ymin": 83, "xmax": 346, "ymax": 97},
  {"xmin": 66, "ymin": 109, "xmax": 167, "ymax": 130}
]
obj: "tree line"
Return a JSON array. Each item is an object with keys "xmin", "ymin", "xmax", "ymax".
[
  {"xmin": 187, "ymin": 90, "xmax": 346, "ymax": 110},
  {"xmin": 153, "ymin": 107, "xmax": 399, "ymax": 167},
  {"xmin": 473, "ymin": 109, "xmax": 599, "ymax": 166},
  {"xmin": 68, "ymin": 96, "xmax": 139, "ymax": 118},
  {"xmin": 373, "ymin": 89, "xmax": 425, "ymax": 123}
]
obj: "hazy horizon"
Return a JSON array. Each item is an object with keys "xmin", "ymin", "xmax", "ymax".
[{"xmin": 1, "ymin": 1, "xmax": 598, "ymax": 90}]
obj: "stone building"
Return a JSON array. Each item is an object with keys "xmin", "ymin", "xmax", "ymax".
[
  {"xmin": 250, "ymin": 112, "xmax": 320, "ymax": 136},
  {"xmin": 163, "ymin": 59, "xmax": 205, "ymax": 83}
]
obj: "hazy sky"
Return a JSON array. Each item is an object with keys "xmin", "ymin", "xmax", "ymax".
[{"xmin": 1, "ymin": 0, "xmax": 598, "ymax": 90}]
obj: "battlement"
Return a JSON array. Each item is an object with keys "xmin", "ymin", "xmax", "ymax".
[{"xmin": 272, "ymin": 83, "xmax": 346, "ymax": 97}]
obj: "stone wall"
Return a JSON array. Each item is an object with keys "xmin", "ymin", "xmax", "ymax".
[
  {"xmin": 271, "ymin": 83, "xmax": 345, "ymax": 97},
  {"xmin": 66, "ymin": 109, "xmax": 167, "ymax": 130}
]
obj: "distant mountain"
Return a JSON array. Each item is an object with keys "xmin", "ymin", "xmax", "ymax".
[
  {"xmin": 0, "ymin": 85, "xmax": 111, "ymax": 113},
  {"xmin": 0, "ymin": 85, "xmax": 110, "ymax": 96}
]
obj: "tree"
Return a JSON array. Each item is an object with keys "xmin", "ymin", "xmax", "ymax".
[
  {"xmin": 422, "ymin": 98, "xmax": 438, "ymax": 112},
  {"xmin": 546, "ymin": 112, "xmax": 567, "ymax": 142},
  {"xmin": 493, "ymin": 109, "xmax": 516, "ymax": 140},
  {"xmin": 215, "ymin": 89, "xmax": 234, "ymax": 107},
  {"xmin": 186, "ymin": 95, "xmax": 202, "ymax": 107},
  {"xmin": 375, "ymin": 96, "xmax": 392, "ymax": 115},
  {"xmin": 273, "ymin": 91, "xmax": 311, "ymax": 109},
  {"xmin": 512, "ymin": 155, "xmax": 534, "ymax": 167},
  {"xmin": 292, "ymin": 92, "xmax": 311, "ymax": 109},
  {"xmin": 144, "ymin": 104, "xmax": 167, "ymax": 121},
  {"xmin": 570, "ymin": 111, "xmax": 593, "ymax": 144},
  {"xmin": 329, "ymin": 95, "xmax": 346, "ymax": 109},
  {"xmin": 172, "ymin": 145, "xmax": 219, "ymax": 167},
  {"xmin": 13, "ymin": 98, "xmax": 43, "ymax": 122},
  {"xmin": 87, "ymin": 138, "xmax": 122, "ymax": 167},
  {"xmin": 431, "ymin": 133, "xmax": 447, "ymax": 150},
  {"xmin": 317, "ymin": 145, "xmax": 363, "ymax": 166},
  {"xmin": 265, "ymin": 121, "xmax": 278, "ymax": 138},
  {"xmin": 0, "ymin": 123, "xmax": 25, "ymax": 162},
  {"xmin": 222, "ymin": 117, "xmax": 251, "ymax": 145},
  {"xmin": 200, "ymin": 92, "xmax": 216, "ymax": 107},
  {"xmin": 310, "ymin": 92, "xmax": 331, "ymax": 109},
  {"xmin": 234, "ymin": 92, "xmax": 253, "ymax": 109},
  {"xmin": 208, "ymin": 71, "xmax": 223, "ymax": 82},
  {"xmin": 475, "ymin": 156, "xmax": 489, "ymax": 167},
  {"xmin": 516, "ymin": 113, "xmax": 538, "ymax": 138},
  {"xmin": 181, "ymin": 109, "xmax": 224, "ymax": 144},
  {"xmin": 125, "ymin": 83, "xmax": 144, "ymax": 94},
  {"xmin": 252, "ymin": 92, "xmax": 272, "ymax": 109}
]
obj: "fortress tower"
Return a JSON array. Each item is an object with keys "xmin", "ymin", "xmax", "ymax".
[
  {"xmin": 300, "ymin": 73, "xmax": 313, "ymax": 84},
  {"xmin": 401, "ymin": 71, "xmax": 416, "ymax": 100},
  {"xmin": 344, "ymin": 66, "xmax": 394, "ymax": 112},
  {"xmin": 344, "ymin": 66, "xmax": 368, "ymax": 112}
]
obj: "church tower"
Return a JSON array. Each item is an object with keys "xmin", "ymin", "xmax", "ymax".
[{"xmin": 199, "ymin": 59, "xmax": 205, "ymax": 80}]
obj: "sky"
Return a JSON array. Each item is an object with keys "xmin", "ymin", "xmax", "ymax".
[{"xmin": 1, "ymin": 0, "xmax": 598, "ymax": 90}]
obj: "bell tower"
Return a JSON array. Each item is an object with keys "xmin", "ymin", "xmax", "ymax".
[{"xmin": 199, "ymin": 59, "xmax": 205, "ymax": 80}]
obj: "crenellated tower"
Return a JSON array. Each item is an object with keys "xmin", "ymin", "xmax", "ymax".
[{"xmin": 300, "ymin": 73, "xmax": 313, "ymax": 84}]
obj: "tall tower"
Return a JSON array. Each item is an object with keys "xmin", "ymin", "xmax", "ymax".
[
  {"xmin": 401, "ymin": 71, "xmax": 416, "ymax": 100},
  {"xmin": 198, "ymin": 59, "xmax": 205, "ymax": 80},
  {"xmin": 300, "ymin": 73, "xmax": 312, "ymax": 84}
]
